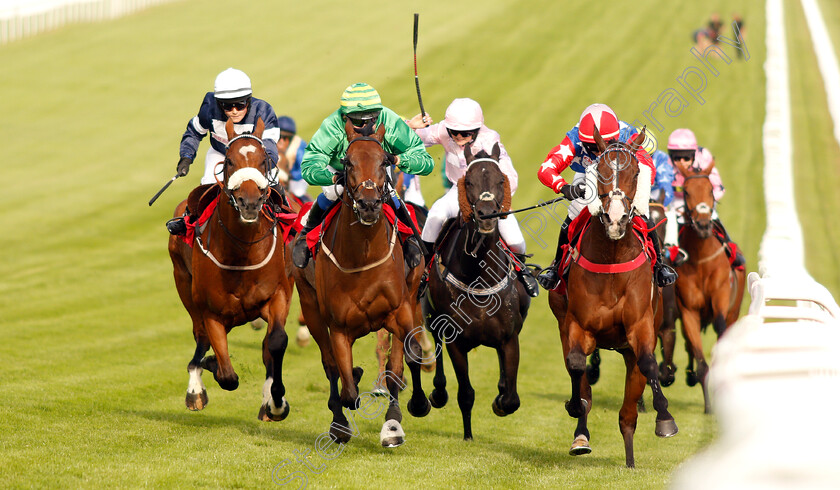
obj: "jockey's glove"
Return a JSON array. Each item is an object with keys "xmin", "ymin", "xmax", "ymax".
[
  {"xmin": 177, "ymin": 157, "xmax": 193, "ymax": 177},
  {"xmin": 332, "ymin": 172, "xmax": 346, "ymax": 187},
  {"xmin": 560, "ymin": 183, "xmax": 586, "ymax": 201}
]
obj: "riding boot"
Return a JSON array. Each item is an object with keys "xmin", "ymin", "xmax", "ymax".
[
  {"xmin": 713, "ymin": 218, "xmax": 745, "ymax": 267},
  {"xmin": 537, "ymin": 216, "xmax": 572, "ymax": 290},
  {"xmin": 292, "ymin": 202, "xmax": 327, "ymax": 268},
  {"xmin": 166, "ymin": 215, "xmax": 188, "ymax": 236},
  {"xmin": 512, "ymin": 252, "xmax": 540, "ymax": 298},
  {"xmin": 391, "ymin": 200, "xmax": 423, "ymax": 270},
  {"xmin": 271, "ymin": 183, "xmax": 288, "ymax": 212},
  {"xmin": 416, "ymin": 239, "xmax": 436, "ymax": 301},
  {"xmin": 647, "ymin": 217, "xmax": 678, "ymax": 287}
]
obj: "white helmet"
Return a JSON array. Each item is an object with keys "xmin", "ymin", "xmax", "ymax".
[
  {"xmin": 443, "ymin": 98, "xmax": 484, "ymax": 131},
  {"xmin": 214, "ymin": 68, "xmax": 252, "ymax": 100}
]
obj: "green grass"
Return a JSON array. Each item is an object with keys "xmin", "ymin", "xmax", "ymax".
[{"xmin": 0, "ymin": 0, "xmax": 836, "ymax": 488}]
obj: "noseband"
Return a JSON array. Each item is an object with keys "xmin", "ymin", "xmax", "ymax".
[
  {"xmin": 222, "ymin": 133, "xmax": 270, "ymax": 214},
  {"xmin": 682, "ymin": 174, "xmax": 714, "ymax": 230},
  {"xmin": 341, "ymin": 136, "xmax": 390, "ymax": 215},
  {"xmin": 594, "ymin": 146, "xmax": 637, "ymax": 225}
]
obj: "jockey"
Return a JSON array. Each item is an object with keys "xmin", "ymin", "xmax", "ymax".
[
  {"xmin": 535, "ymin": 103, "xmax": 677, "ymax": 290},
  {"xmin": 665, "ymin": 128, "xmax": 745, "ymax": 267},
  {"xmin": 406, "ymin": 97, "xmax": 540, "ymax": 297},
  {"xmin": 274, "ymin": 115, "xmax": 311, "ymax": 202},
  {"xmin": 166, "ymin": 67, "xmax": 281, "ymax": 236},
  {"xmin": 291, "ymin": 83, "xmax": 434, "ymax": 268},
  {"xmin": 651, "ymin": 150, "xmax": 676, "ymax": 207}
]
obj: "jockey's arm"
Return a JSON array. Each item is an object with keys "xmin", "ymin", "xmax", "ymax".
[
  {"xmin": 383, "ymin": 108, "xmax": 434, "ymax": 176},
  {"xmin": 537, "ymin": 135, "xmax": 575, "ymax": 193},
  {"xmin": 300, "ymin": 114, "xmax": 344, "ymax": 186}
]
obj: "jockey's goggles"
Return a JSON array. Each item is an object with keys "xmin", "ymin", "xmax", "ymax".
[
  {"xmin": 346, "ymin": 110, "xmax": 381, "ymax": 127},
  {"xmin": 219, "ymin": 98, "xmax": 250, "ymax": 112},
  {"xmin": 581, "ymin": 139, "xmax": 616, "ymax": 155},
  {"xmin": 279, "ymin": 131, "xmax": 294, "ymax": 141},
  {"xmin": 668, "ymin": 150, "xmax": 695, "ymax": 162},
  {"xmin": 447, "ymin": 128, "xmax": 478, "ymax": 139}
]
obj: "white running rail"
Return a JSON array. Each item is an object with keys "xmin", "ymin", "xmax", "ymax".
[{"xmin": 0, "ymin": 0, "xmax": 180, "ymax": 45}]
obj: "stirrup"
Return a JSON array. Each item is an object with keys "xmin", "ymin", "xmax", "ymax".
[
  {"xmin": 655, "ymin": 264, "xmax": 678, "ymax": 287},
  {"xmin": 416, "ymin": 271, "xmax": 429, "ymax": 301},
  {"xmin": 404, "ymin": 236, "xmax": 423, "ymax": 270},
  {"xmin": 292, "ymin": 234, "xmax": 312, "ymax": 268},
  {"xmin": 536, "ymin": 265, "xmax": 561, "ymax": 291},
  {"xmin": 166, "ymin": 217, "xmax": 187, "ymax": 236},
  {"xmin": 519, "ymin": 271, "xmax": 540, "ymax": 297}
]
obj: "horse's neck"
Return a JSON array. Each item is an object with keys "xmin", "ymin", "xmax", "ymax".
[
  {"xmin": 682, "ymin": 225, "xmax": 720, "ymax": 256},
  {"xmin": 581, "ymin": 217, "xmax": 642, "ymax": 262},
  {"xmin": 328, "ymin": 205, "xmax": 392, "ymax": 267},
  {"xmin": 445, "ymin": 223, "xmax": 506, "ymax": 279}
]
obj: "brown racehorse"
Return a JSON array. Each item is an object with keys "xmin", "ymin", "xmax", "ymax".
[
  {"xmin": 650, "ymin": 201, "xmax": 679, "ymax": 387},
  {"xmin": 291, "ymin": 120, "xmax": 430, "ymax": 448},
  {"xmin": 422, "ymin": 143, "xmax": 531, "ymax": 440},
  {"xmin": 671, "ymin": 159, "xmax": 745, "ymax": 413},
  {"xmin": 169, "ymin": 118, "xmax": 294, "ymax": 421},
  {"xmin": 548, "ymin": 128, "xmax": 677, "ymax": 468}
]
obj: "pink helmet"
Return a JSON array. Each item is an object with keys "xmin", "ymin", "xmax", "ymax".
[
  {"xmin": 443, "ymin": 98, "xmax": 484, "ymax": 131},
  {"xmin": 578, "ymin": 103, "xmax": 619, "ymax": 143},
  {"xmin": 667, "ymin": 128, "xmax": 698, "ymax": 151}
]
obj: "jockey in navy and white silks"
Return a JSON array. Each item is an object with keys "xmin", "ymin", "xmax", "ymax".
[
  {"xmin": 177, "ymin": 68, "xmax": 280, "ymax": 185},
  {"xmin": 535, "ymin": 103, "xmax": 676, "ymax": 289}
]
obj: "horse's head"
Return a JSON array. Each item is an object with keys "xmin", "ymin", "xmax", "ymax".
[
  {"xmin": 457, "ymin": 142, "xmax": 511, "ymax": 234},
  {"xmin": 586, "ymin": 127, "xmax": 650, "ymax": 240},
  {"xmin": 674, "ymin": 159, "xmax": 716, "ymax": 238},
  {"xmin": 223, "ymin": 118, "xmax": 271, "ymax": 223},
  {"xmin": 342, "ymin": 119, "xmax": 391, "ymax": 225}
]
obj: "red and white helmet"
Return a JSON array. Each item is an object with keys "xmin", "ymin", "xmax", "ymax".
[
  {"xmin": 667, "ymin": 128, "xmax": 698, "ymax": 151},
  {"xmin": 443, "ymin": 98, "xmax": 484, "ymax": 131},
  {"xmin": 578, "ymin": 103, "xmax": 619, "ymax": 143}
]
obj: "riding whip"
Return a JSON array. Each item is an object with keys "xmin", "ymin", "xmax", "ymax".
[
  {"xmin": 148, "ymin": 174, "xmax": 179, "ymax": 206},
  {"xmin": 480, "ymin": 196, "xmax": 567, "ymax": 220},
  {"xmin": 413, "ymin": 13, "xmax": 427, "ymax": 121}
]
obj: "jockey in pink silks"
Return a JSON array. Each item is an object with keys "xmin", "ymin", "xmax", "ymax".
[
  {"xmin": 406, "ymin": 98, "xmax": 539, "ymax": 297},
  {"xmin": 664, "ymin": 128, "xmax": 745, "ymax": 267}
]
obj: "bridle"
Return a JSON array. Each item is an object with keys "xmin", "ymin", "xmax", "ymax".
[
  {"xmin": 681, "ymin": 173, "xmax": 715, "ymax": 232},
  {"xmin": 594, "ymin": 145, "xmax": 638, "ymax": 225},
  {"xmin": 221, "ymin": 133, "xmax": 271, "ymax": 216},
  {"xmin": 462, "ymin": 157, "xmax": 506, "ymax": 256},
  {"xmin": 341, "ymin": 136, "xmax": 391, "ymax": 219}
]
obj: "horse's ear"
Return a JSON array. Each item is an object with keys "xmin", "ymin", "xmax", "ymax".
[
  {"xmin": 374, "ymin": 121, "xmax": 386, "ymax": 142},
  {"xmin": 593, "ymin": 126, "xmax": 607, "ymax": 153},
  {"xmin": 254, "ymin": 118, "xmax": 265, "ymax": 139},
  {"xmin": 492, "ymin": 142, "xmax": 501, "ymax": 161},
  {"xmin": 344, "ymin": 117, "xmax": 356, "ymax": 140},
  {"xmin": 225, "ymin": 118, "xmax": 236, "ymax": 140},
  {"xmin": 463, "ymin": 141, "xmax": 474, "ymax": 164},
  {"xmin": 629, "ymin": 126, "xmax": 646, "ymax": 152}
]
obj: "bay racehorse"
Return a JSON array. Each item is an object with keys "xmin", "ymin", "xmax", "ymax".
[
  {"xmin": 422, "ymin": 142, "xmax": 531, "ymax": 440},
  {"xmin": 671, "ymin": 159, "xmax": 745, "ymax": 413},
  {"xmin": 548, "ymin": 127, "xmax": 677, "ymax": 468},
  {"xmin": 291, "ymin": 120, "xmax": 430, "ymax": 447},
  {"xmin": 168, "ymin": 118, "xmax": 295, "ymax": 421}
]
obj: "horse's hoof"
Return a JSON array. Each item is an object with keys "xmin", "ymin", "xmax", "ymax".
[
  {"xmin": 429, "ymin": 389, "xmax": 448, "ymax": 408},
  {"xmin": 216, "ymin": 374, "xmax": 239, "ymax": 392},
  {"xmin": 420, "ymin": 356, "xmax": 435, "ymax": 373},
  {"xmin": 258, "ymin": 397, "xmax": 290, "ymax": 422},
  {"xmin": 295, "ymin": 326, "xmax": 310, "ymax": 347},
  {"xmin": 407, "ymin": 396, "xmax": 431, "ymax": 418},
  {"xmin": 686, "ymin": 370, "xmax": 698, "ymax": 387},
  {"xmin": 637, "ymin": 397, "xmax": 647, "ymax": 413},
  {"xmin": 585, "ymin": 365, "xmax": 600, "ymax": 385},
  {"xmin": 329, "ymin": 425, "xmax": 353, "ymax": 445},
  {"xmin": 569, "ymin": 434, "xmax": 592, "ymax": 456},
  {"xmin": 250, "ymin": 319, "xmax": 266, "ymax": 331},
  {"xmin": 185, "ymin": 389, "xmax": 208, "ymax": 411},
  {"xmin": 492, "ymin": 398, "xmax": 507, "ymax": 417},
  {"xmin": 655, "ymin": 418, "xmax": 678, "ymax": 438},
  {"xmin": 200, "ymin": 355, "xmax": 218, "ymax": 373},
  {"xmin": 380, "ymin": 419, "xmax": 405, "ymax": 448},
  {"xmin": 659, "ymin": 363, "xmax": 676, "ymax": 387}
]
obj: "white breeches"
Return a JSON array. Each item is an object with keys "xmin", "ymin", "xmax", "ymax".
[
  {"xmin": 201, "ymin": 147, "xmax": 226, "ymax": 185},
  {"xmin": 421, "ymin": 186, "xmax": 526, "ymax": 254},
  {"xmin": 665, "ymin": 198, "xmax": 719, "ymax": 245}
]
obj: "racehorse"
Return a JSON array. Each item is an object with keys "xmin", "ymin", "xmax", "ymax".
[
  {"xmin": 671, "ymin": 159, "xmax": 745, "ymax": 413},
  {"xmin": 291, "ymin": 120, "xmax": 430, "ymax": 447},
  {"xmin": 422, "ymin": 142, "xmax": 531, "ymax": 440},
  {"xmin": 168, "ymin": 118, "xmax": 295, "ymax": 421},
  {"xmin": 548, "ymin": 127, "xmax": 677, "ymax": 468},
  {"xmin": 650, "ymin": 201, "xmax": 679, "ymax": 387}
]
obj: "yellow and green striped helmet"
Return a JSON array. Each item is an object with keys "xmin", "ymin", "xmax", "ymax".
[{"xmin": 339, "ymin": 83, "xmax": 383, "ymax": 115}]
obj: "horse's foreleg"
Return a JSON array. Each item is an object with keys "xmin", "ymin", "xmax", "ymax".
[
  {"xmin": 259, "ymin": 302, "xmax": 290, "ymax": 422},
  {"xmin": 446, "ymin": 342, "xmax": 475, "ymax": 440},
  {"xmin": 658, "ymin": 285, "xmax": 678, "ymax": 386},
  {"xmin": 492, "ymin": 336, "xmax": 521, "ymax": 417},
  {"xmin": 203, "ymin": 317, "xmax": 238, "ymax": 391},
  {"xmin": 186, "ymin": 331, "xmax": 210, "ymax": 411},
  {"xmin": 329, "ymin": 330, "xmax": 358, "ymax": 410},
  {"xmin": 374, "ymin": 330, "xmax": 390, "ymax": 395},
  {"xmin": 619, "ymin": 351, "xmax": 647, "ymax": 468},
  {"xmin": 680, "ymin": 308, "xmax": 708, "ymax": 409},
  {"xmin": 395, "ymin": 316, "xmax": 430, "ymax": 419}
]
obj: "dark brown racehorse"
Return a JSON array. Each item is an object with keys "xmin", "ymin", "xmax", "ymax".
[
  {"xmin": 169, "ymin": 118, "xmax": 294, "ymax": 421},
  {"xmin": 422, "ymin": 143, "xmax": 531, "ymax": 440},
  {"xmin": 548, "ymin": 128, "xmax": 677, "ymax": 468},
  {"xmin": 650, "ymin": 201, "xmax": 679, "ymax": 387},
  {"xmin": 291, "ymin": 120, "xmax": 430, "ymax": 447},
  {"xmin": 671, "ymin": 159, "xmax": 745, "ymax": 413}
]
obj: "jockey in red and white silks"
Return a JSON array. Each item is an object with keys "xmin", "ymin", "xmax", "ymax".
[{"xmin": 411, "ymin": 98, "xmax": 525, "ymax": 254}]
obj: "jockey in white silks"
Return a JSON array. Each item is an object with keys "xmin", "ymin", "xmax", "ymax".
[{"xmin": 407, "ymin": 98, "xmax": 538, "ymax": 297}]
